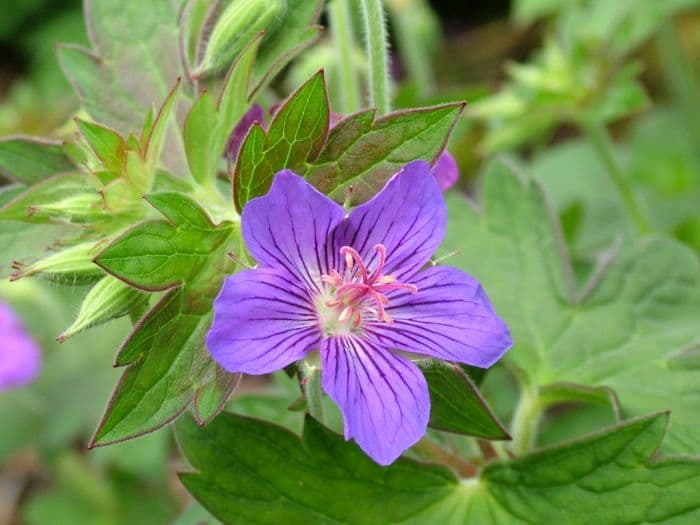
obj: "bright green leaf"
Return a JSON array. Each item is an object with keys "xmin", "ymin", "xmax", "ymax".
[
  {"xmin": 233, "ymin": 71, "xmax": 329, "ymax": 211},
  {"xmin": 75, "ymin": 119, "xmax": 126, "ymax": 173}
]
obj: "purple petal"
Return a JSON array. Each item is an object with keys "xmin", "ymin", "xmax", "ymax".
[
  {"xmin": 206, "ymin": 268, "xmax": 321, "ymax": 375},
  {"xmin": 337, "ymin": 160, "xmax": 446, "ymax": 282},
  {"xmin": 321, "ymin": 336, "xmax": 430, "ymax": 465},
  {"xmin": 0, "ymin": 301, "xmax": 41, "ymax": 391},
  {"xmin": 226, "ymin": 104, "xmax": 265, "ymax": 161},
  {"xmin": 365, "ymin": 266, "xmax": 512, "ymax": 368},
  {"xmin": 242, "ymin": 170, "xmax": 346, "ymax": 292},
  {"xmin": 432, "ymin": 151, "xmax": 459, "ymax": 191}
]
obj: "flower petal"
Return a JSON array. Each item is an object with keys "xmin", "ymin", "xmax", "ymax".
[
  {"xmin": 338, "ymin": 160, "xmax": 446, "ymax": 282},
  {"xmin": 432, "ymin": 151, "xmax": 459, "ymax": 191},
  {"xmin": 242, "ymin": 170, "xmax": 346, "ymax": 292},
  {"xmin": 321, "ymin": 336, "xmax": 430, "ymax": 465},
  {"xmin": 366, "ymin": 266, "xmax": 512, "ymax": 368},
  {"xmin": 207, "ymin": 268, "xmax": 321, "ymax": 375},
  {"xmin": 0, "ymin": 301, "xmax": 41, "ymax": 391}
]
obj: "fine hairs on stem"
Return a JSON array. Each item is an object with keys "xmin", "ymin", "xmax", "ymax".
[
  {"xmin": 360, "ymin": 0, "xmax": 392, "ymax": 115},
  {"xmin": 329, "ymin": 0, "xmax": 361, "ymax": 113}
]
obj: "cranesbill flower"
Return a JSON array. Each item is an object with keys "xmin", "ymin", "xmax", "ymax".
[
  {"xmin": 207, "ymin": 160, "xmax": 511, "ymax": 464},
  {"xmin": 0, "ymin": 301, "xmax": 41, "ymax": 391}
]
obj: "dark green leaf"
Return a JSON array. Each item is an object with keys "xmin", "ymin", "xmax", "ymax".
[
  {"xmin": 233, "ymin": 70, "xmax": 329, "ymax": 211},
  {"xmin": 0, "ymin": 136, "xmax": 75, "ymax": 184},
  {"xmin": 306, "ymin": 102, "xmax": 464, "ymax": 205},
  {"xmin": 176, "ymin": 413, "xmax": 455, "ymax": 525},
  {"xmin": 177, "ymin": 410, "xmax": 700, "ymax": 524},
  {"xmin": 419, "ymin": 360, "xmax": 509, "ymax": 440}
]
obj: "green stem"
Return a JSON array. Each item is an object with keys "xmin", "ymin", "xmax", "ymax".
[
  {"xmin": 510, "ymin": 386, "xmax": 544, "ymax": 455},
  {"xmin": 301, "ymin": 359, "xmax": 325, "ymax": 424},
  {"xmin": 584, "ymin": 123, "xmax": 652, "ymax": 235},
  {"xmin": 413, "ymin": 438, "xmax": 479, "ymax": 477},
  {"xmin": 360, "ymin": 0, "xmax": 392, "ymax": 114},
  {"xmin": 329, "ymin": 0, "xmax": 361, "ymax": 113},
  {"xmin": 387, "ymin": 0, "xmax": 436, "ymax": 98}
]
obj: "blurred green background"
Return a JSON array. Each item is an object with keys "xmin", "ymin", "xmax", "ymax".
[{"xmin": 1, "ymin": 0, "xmax": 700, "ymax": 523}]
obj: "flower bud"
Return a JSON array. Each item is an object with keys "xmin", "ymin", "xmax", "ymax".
[
  {"xmin": 197, "ymin": 0, "xmax": 287, "ymax": 77},
  {"xmin": 58, "ymin": 276, "xmax": 148, "ymax": 341},
  {"xmin": 11, "ymin": 242, "xmax": 102, "ymax": 284}
]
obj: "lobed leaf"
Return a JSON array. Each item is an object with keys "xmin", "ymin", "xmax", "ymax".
[
  {"xmin": 176, "ymin": 410, "xmax": 700, "ymax": 524},
  {"xmin": 442, "ymin": 159, "xmax": 700, "ymax": 453}
]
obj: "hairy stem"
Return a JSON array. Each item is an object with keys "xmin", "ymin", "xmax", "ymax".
[
  {"xmin": 510, "ymin": 386, "xmax": 544, "ymax": 455},
  {"xmin": 584, "ymin": 123, "xmax": 651, "ymax": 235},
  {"xmin": 360, "ymin": 0, "xmax": 392, "ymax": 114},
  {"xmin": 387, "ymin": 0, "xmax": 436, "ymax": 97},
  {"xmin": 329, "ymin": 0, "xmax": 361, "ymax": 113}
]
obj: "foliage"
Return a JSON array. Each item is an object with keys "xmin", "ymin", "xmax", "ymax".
[{"xmin": 1, "ymin": 0, "xmax": 700, "ymax": 523}]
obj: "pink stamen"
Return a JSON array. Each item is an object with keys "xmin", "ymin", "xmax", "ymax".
[{"xmin": 320, "ymin": 243, "xmax": 418, "ymax": 325}]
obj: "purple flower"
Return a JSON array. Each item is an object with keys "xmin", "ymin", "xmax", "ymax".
[
  {"xmin": 0, "ymin": 301, "xmax": 41, "ymax": 391},
  {"xmin": 207, "ymin": 160, "xmax": 511, "ymax": 465},
  {"xmin": 432, "ymin": 150, "xmax": 459, "ymax": 191}
]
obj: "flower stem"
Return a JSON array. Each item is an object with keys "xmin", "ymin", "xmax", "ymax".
[
  {"xmin": 329, "ymin": 0, "xmax": 361, "ymax": 114},
  {"xmin": 510, "ymin": 386, "xmax": 544, "ymax": 455},
  {"xmin": 583, "ymin": 123, "xmax": 652, "ymax": 235},
  {"xmin": 360, "ymin": 0, "xmax": 392, "ymax": 115},
  {"xmin": 386, "ymin": 0, "xmax": 436, "ymax": 98},
  {"xmin": 301, "ymin": 360, "xmax": 325, "ymax": 424},
  {"xmin": 413, "ymin": 438, "xmax": 478, "ymax": 478}
]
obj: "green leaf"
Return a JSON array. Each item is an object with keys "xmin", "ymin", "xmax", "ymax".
[
  {"xmin": 184, "ymin": 91, "xmax": 217, "ymax": 184},
  {"xmin": 177, "ymin": 410, "xmax": 700, "ymax": 524},
  {"xmin": 306, "ymin": 102, "xmax": 465, "ymax": 205},
  {"xmin": 0, "ymin": 136, "xmax": 75, "ymax": 184},
  {"xmin": 95, "ymin": 193, "xmax": 229, "ymax": 291},
  {"xmin": 419, "ymin": 360, "xmax": 510, "ymax": 440},
  {"xmin": 193, "ymin": 365, "xmax": 241, "ymax": 426},
  {"xmin": 75, "ymin": 119, "xmax": 127, "ymax": 173},
  {"xmin": 442, "ymin": 159, "xmax": 700, "ymax": 453},
  {"xmin": 57, "ymin": 0, "xmax": 188, "ymax": 173},
  {"xmin": 233, "ymin": 70, "xmax": 329, "ymax": 211},
  {"xmin": 91, "ymin": 192, "xmax": 239, "ymax": 445},
  {"xmin": 184, "ymin": 35, "xmax": 261, "ymax": 185},
  {"xmin": 176, "ymin": 413, "xmax": 455, "ymax": 525}
]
